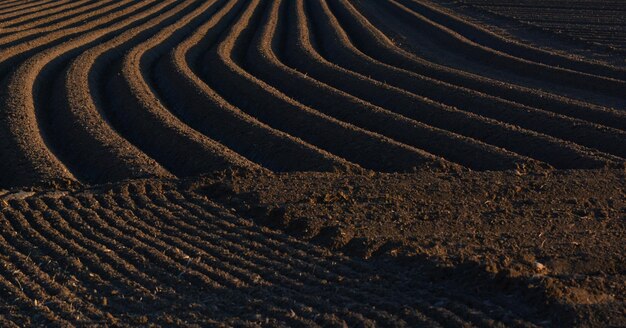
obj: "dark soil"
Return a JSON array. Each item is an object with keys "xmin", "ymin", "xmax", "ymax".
[
  {"xmin": 0, "ymin": 0, "xmax": 624, "ymax": 327},
  {"xmin": 0, "ymin": 168, "xmax": 623, "ymax": 327}
]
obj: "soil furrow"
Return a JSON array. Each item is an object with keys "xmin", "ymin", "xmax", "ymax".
[
  {"xmin": 160, "ymin": 186, "xmax": 518, "ymax": 326},
  {"xmin": 0, "ymin": 0, "xmax": 167, "ymax": 189},
  {"xmin": 0, "ymin": 0, "xmax": 163, "ymax": 74},
  {"xmin": 175, "ymin": 181, "xmax": 549, "ymax": 327},
  {"xmin": 396, "ymin": 0, "xmax": 626, "ymax": 81},
  {"xmin": 20, "ymin": 198, "xmax": 160, "ymax": 297},
  {"xmin": 57, "ymin": 196, "xmax": 237, "ymax": 293},
  {"xmin": 161, "ymin": 0, "xmax": 353, "ymax": 172},
  {"xmin": 332, "ymin": 0, "xmax": 626, "ymax": 132},
  {"xmin": 374, "ymin": 0, "xmax": 626, "ymax": 99},
  {"xmin": 0, "ymin": 0, "xmax": 40, "ymax": 12},
  {"xmin": 94, "ymin": 192, "xmax": 339, "ymax": 327},
  {"xmin": 204, "ymin": 0, "xmax": 451, "ymax": 173},
  {"xmin": 0, "ymin": 233, "xmax": 107, "ymax": 323},
  {"xmin": 111, "ymin": 0, "xmax": 262, "ymax": 176},
  {"xmin": 39, "ymin": 0, "xmax": 192, "ymax": 184},
  {"xmin": 156, "ymin": 187, "xmax": 533, "ymax": 327},
  {"xmin": 119, "ymin": 191, "xmax": 383, "ymax": 325},
  {"xmin": 284, "ymin": 0, "xmax": 616, "ymax": 169},
  {"xmin": 0, "ymin": 0, "xmax": 120, "ymax": 41},
  {"xmin": 37, "ymin": 0, "xmax": 242, "ymax": 184},
  {"xmin": 0, "ymin": 0, "xmax": 139, "ymax": 48},
  {"xmin": 0, "ymin": 263, "xmax": 66, "ymax": 327},
  {"xmin": 45, "ymin": 196, "xmax": 211, "ymax": 292},
  {"xmin": 0, "ymin": 0, "xmax": 75, "ymax": 26},
  {"xmin": 0, "ymin": 0, "xmax": 94, "ymax": 29},
  {"xmin": 245, "ymin": 0, "xmax": 534, "ymax": 171},
  {"xmin": 0, "ymin": 0, "xmax": 58, "ymax": 19},
  {"xmin": 0, "ymin": 205, "xmax": 143, "ymax": 321},
  {"xmin": 81, "ymin": 194, "xmax": 253, "ymax": 290},
  {"xmin": 108, "ymin": 187, "xmax": 401, "ymax": 326},
  {"xmin": 358, "ymin": 2, "xmax": 626, "ymax": 110},
  {"xmin": 459, "ymin": 0, "xmax": 626, "ymax": 60},
  {"xmin": 0, "ymin": 251, "xmax": 77, "ymax": 323},
  {"xmin": 136, "ymin": 188, "xmax": 452, "ymax": 326},
  {"xmin": 313, "ymin": 0, "xmax": 626, "ymax": 160}
]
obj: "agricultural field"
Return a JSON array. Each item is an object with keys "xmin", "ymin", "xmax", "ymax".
[
  {"xmin": 0, "ymin": 0, "xmax": 623, "ymax": 326},
  {"xmin": 444, "ymin": 0, "xmax": 626, "ymax": 54}
]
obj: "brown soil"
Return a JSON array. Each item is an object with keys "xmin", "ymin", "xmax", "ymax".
[
  {"xmin": 0, "ymin": 0, "xmax": 624, "ymax": 326},
  {"xmin": 0, "ymin": 170, "xmax": 623, "ymax": 327}
]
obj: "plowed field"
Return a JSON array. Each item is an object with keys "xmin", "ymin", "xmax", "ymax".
[{"xmin": 0, "ymin": 0, "xmax": 624, "ymax": 326}]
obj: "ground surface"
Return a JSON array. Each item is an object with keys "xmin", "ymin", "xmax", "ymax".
[{"xmin": 0, "ymin": 0, "xmax": 624, "ymax": 327}]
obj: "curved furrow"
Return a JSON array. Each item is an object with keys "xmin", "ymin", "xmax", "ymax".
[
  {"xmin": 0, "ymin": 252, "xmax": 73, "ymax": 323},
  {"xmin": 356, "ymin": 2, "xmax": 625, "ymax": 111},
  {"xmin": 0, "ymin": 235, "xmax": 106, "ymax": 324},
  {"xmin": 76, "ymin": 195, "xmax": 258, "ymax": 291},
  {"xmin": 0, "ymin": 0, "xmax": 94, "ymax": 29},
  {"xmin": 332, "ymin": 0, "xmax": 626, "ymax": 131},
  {"xmin": 204, "ymin": 0, "xmax": 451, "ymax": 173},
  {"xmin": 0, "ymin": 61, "xmax": 77, "ymax": 188},
  {"xmin": 135, "ymin": 190, "xmax": 422, "ymax": 326},
  {"xmin": 55, "ymin": 196, "xmax": 238, "ymax": 292},
  {"xmin": 0, "ymin": 0, "xmax": 72, "ymax": 27},
  {"xmin": 163, "ymin": 186, "xmax": 372, "ymax": 281},
  {"xmin": 0, "ymin": 0, "xmax": 166, "ymax": 188},
  {"xmin": 0, "ymin": 0, "xmax": 55, "ymax": 16},
  {"xmin": 135, "ymin": 189, "xmax": 454, "ymax": 326},
  {"xmin": 21, "ymin": 198, "xmax": 167, "ymax": 298},
  {"xmin": 454, "ymin": 2, "xmax": 626, "ymax": 63},
  {"xmin": 312, "ymin": 0, "xmax": 626, "ymax": 160},
  {"xmin": 2, "ymin": 202, "xmax": 155, "ymax": 315},
  {"xmin": 0, "ymin": 0, "xmax": 138, "ymax": 49},
  {"xmin": 0, "ymin": 261, "xmax": 67, "ymax": 326},
  {"xmin": 133, "ymin": 186, "xmax": 401, "ymax": 325},
  {"xmin": 41, "ymin": 0, "xmax": 197, "ymax": 184},
  {"xmin": 95, "ymin": 192, "xmax": 333, "ymax": 327},
  {"xmin": 396, "ymin": 0, "xmax": 626, "ymax": 81},
  {"xmin": 0, "ymin": 227, "xmax": 108, "ymax": 322},
  {"xmin": 245, "ymin": 0, "xmax": 533, "ymax": 171},
  {"xmin": 0, "ymin": 2, "xmax": 37, "ymax": 14},
  {"xmin": 0, "ymin": 178, "xmax": 548, "ymax": 325},
  {"xmin": 53, "ymin": 0, "xmax": 258, "ymax": 183},
  {"xmin": 157, "ymin": 188, "xmax": 536, "ymax": 327},
  {"xmin": 106, "ymin": 188, "xmax": 383, "ymax": 327},
  {"xmin": 283, "ymin": 0, "xmax": 615, "ymax": 169},
  {"xmin": 188, "ymin": 200, "xmax": 538, "ymax": 327},
  {"xmin": 0, "ymin": 0, "xmax": 34, "ymax": 11},
  {"xmin": 162, "ymin": 0, "xmax": 352, "ymax": 172},
  {"xmin": 0, "ymin": 0, "xmax": 35, "ymax": 7},
  {"xmin": 52, "ymin": 196, "xmax": 227, "ymax": 292},
  {"xmin": 115, "ymin": 192, "xmax": 379, "ymax": 326},
  {"xmin": 11, "ymin": 199, "xmax": 176, "ymax": 313},
  {"xmin": 0, "ymin": 207, "xmax": 128, "ymax": 325},
  {"xmin": 113, "ymin": 0, "xmax": 263, "ymax": 176},
  {"xmin": 0, "ymin": 0, "xmax": 120, "ymax": 40},
  {"xmin": 0, "ymin": 0, "xmax": 160, "ymax": 69},
  {"xmin": 86, "ymin": 188, "xmax": 310, "ymax": 294},
  {"xmin": 371, "ymin": 0, "xmax": 626, "ymax": 99},
  {"xmin": 89, "ymin": 197, "xmax": 260, "ymax": 292},
  {"xmin": 160, "ymin": 188, "xmax": 528, "ymax": 328}
]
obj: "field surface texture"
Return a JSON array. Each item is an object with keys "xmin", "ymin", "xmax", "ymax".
[{"xmin": 0, "ymin": 0, "xmax": 624, "ymax": 326}]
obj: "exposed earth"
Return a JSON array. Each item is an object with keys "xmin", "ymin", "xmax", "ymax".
[{"xmin": 0, "ymin": 0, "xmax": 624, "ymax": 326}]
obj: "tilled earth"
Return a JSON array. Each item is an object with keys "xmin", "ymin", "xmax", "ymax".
[
  {"xmin": 0, "ymin": 169, "xmax": 623, "ymax": 327},
  {"xmin": 0, "ymin": 0, "xmax": 625, "ymax": 326}
]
